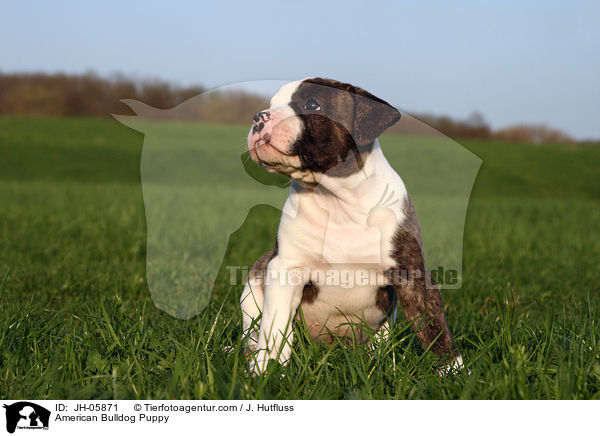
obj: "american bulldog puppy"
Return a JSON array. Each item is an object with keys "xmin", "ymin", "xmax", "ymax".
[{"xmin": 241, "ymin": 78, "xmax": 463, "ymax": 375}]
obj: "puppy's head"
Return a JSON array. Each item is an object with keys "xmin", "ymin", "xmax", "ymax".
[{"xmin": 247, "ymin": 78, "xmax": 400, "ymax": 183}]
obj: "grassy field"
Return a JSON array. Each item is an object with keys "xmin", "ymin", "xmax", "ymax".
[{"xmin": 1, "ymin": 116, "xmax": 599, "ymax": 399}]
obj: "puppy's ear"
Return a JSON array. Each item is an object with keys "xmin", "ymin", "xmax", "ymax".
[{"xmin": 351, "ymin": 88, "xmax": 401, "ymax": 147}]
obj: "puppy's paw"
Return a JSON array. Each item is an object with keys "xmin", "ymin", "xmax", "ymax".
[
  {"xmin": 247, "ymin": 350, "xmax": 270, "ymax": 377},
  {"xmin": 247, "ymin": 360, "xmax": 264, "ymax": 377},
  {"xmin": 437, "ymin": 355, "xmax": 471, "ymax": 376},
  {"xmin": 247, "ymin": 352, "xmax": 288, "ymax": 379}
]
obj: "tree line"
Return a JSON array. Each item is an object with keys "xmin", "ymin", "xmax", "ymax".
[{"xmin": 0, "ymin": 71, "xmax": 593, "ymax": 145}]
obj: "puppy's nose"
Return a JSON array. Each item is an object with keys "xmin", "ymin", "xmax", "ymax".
[
  {"xmin": 253, "ymin": 111, "xmax": 270, "ymax": 123},
  {"xmin": 252, "ymin": 111, "xmax": 270, "ymax": 134}
]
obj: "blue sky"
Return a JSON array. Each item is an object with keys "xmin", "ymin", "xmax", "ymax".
[{"xmin": 2, "ymin": 0, "xmax": 599, "ymax": 139}]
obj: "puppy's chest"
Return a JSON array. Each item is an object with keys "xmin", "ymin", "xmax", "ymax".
[
  {"xmin": 281, "ymin": 196, "xmax": 399, "ymax": 267},
  {"xmin": 291, "ymin": 211, "xmax": 395, "ymax": 315},
  {"xmin": 322, "ymin": 221, "xmax": 386, "ymax": 264}
]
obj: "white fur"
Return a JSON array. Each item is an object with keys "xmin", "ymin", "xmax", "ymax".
[
  {"xmin": 246, "ymin": 139, "xmax": 409, "ymax": 373},
  {"xmin": 269, "ymin": 79, "xmax": 305, "ymax": 108}
]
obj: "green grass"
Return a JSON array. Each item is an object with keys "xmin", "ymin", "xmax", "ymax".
[{"xmin": 0, "ymin": 116, "xmax": 599, "ymax": 399}]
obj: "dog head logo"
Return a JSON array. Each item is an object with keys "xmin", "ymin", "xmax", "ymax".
[
  {"xmin": 3, "ymin": 402, "xmax": 50, "ymax": 434},
  {"xmin": 115, "ymin": 79, "xmax": 481, "ymax": 319}
]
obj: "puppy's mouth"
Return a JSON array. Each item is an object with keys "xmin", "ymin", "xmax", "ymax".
[
  {"xmin": 253, "ymin": 135, "xmax": 293, "ymax": 156},
  {"xmin": 249, "ymin": 135, "xmax": 297, "ymax": 172}
]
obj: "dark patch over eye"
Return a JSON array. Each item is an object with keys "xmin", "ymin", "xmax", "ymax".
[{"xmin": 304, "ymin": 98, "xmax": 321, "ymax": 111}]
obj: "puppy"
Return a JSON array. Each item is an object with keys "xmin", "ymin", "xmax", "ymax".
[{"xmin": 241, "ymin": 78, "xmax": 463, "ymax": 374}]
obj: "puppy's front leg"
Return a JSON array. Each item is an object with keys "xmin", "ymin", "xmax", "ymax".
[{"xmin": 252, "ymin": 257, "xmax": 305, "ymax": 375}]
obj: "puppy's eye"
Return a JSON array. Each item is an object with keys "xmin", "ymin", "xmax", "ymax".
[{"xmin": 304, "ymin": 98, "xmax": 321, "ymax": 111}]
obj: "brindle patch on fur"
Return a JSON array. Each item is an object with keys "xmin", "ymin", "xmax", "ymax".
[
  {"xmin": 389, "ymin": 196, "xmax": 459, "ymax": 362},
  {"xmin": 300, "ymin": 281, "xmax": 319, "ymax": 304},
  {"xmin": 293, "ymin": 113, "xmax": 365, "ymax": 175},
  {"xmin": 248, "ymin": 241, "xmax": 278, "ymax": 282},
  {"xmin": 288, "ymin": 77, "xmax": 400, "ymax": 176},
  {"xmin": 376, "ymin": 285, "xmax": 397, "ymax": 317},
  {"xmin": 297, "ymin": 78, "xmax": 401, "ymax": 147}
]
